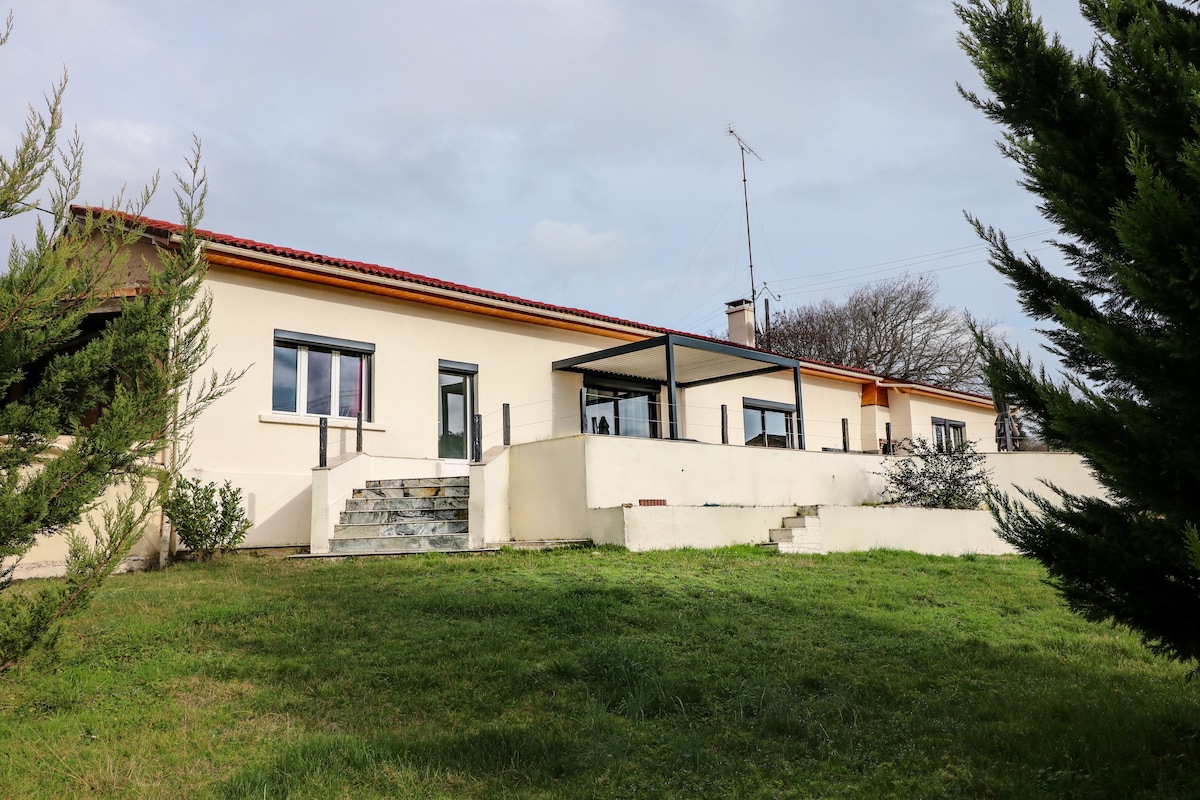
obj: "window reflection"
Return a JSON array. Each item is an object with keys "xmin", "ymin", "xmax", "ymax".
[
  {"xmin": 439, "ymin": 372, "xmax": 469, "ymax": 459},
  {"xmin": 272, "ymin": 345, "xmax": 298, "ymax": 412},
  {"xmin": 585, "ymin": 386, "xmax": 659, "ymax": 438},
  {"xmin": 744, "ymin": 404, "xmax": 793, "ymax": 448}
]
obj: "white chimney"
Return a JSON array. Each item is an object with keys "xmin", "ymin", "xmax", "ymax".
[{"xmin": 725, "ymin": 298, "xmax": 756, "ymax": 348}]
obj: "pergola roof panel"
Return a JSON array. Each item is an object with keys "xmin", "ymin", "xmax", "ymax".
[{"xmin": 551, "ymin": 333, "xmax": 800, "ymax": 387}]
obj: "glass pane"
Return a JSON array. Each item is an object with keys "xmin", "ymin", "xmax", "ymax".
[
  {"xmin": 950, "ymin": 424, "xmax": 965, "ymax": 450},
  {"xmin": 339, "ymin": 354, "xmax": 362, "ymax": 418},
  {"xmin": 764, "ymin": 409, "xmax": 789, "ymax": 448},
  {"xmin": 272, "ymin": 345, "xmax": 298, "ymax": 412},
  {"xmin": 618, "ymin": 395, "xmax": 652, "ymax": 438},
  {"xmin": 306, "ymin": 350, "xmax": 332, "ymax": 415},
  {"xmin": 743, "ymin": 408, "xmax": 764, "ymax": 447},
  {"xmin": 586, "ymin": 392, "xmax": 617, "ymax": 435},
  {"xmin": 933, "ymin": 422, "xmax": 947, "ymax": 452},
  {"xmin": 439, "ymin": 373, "xmax": 467, "ymax": 459}
]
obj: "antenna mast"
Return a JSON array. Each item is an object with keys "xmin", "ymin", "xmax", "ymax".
[{"xmin": 727, "ymin": 125, "xmax": 763, "ymax": 332}]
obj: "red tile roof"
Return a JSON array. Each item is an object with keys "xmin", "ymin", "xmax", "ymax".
[
  {"xmin": 77, "ymin": 205, "xmax": 676, "ymax": 338},
  {"xmin": 72, "ymin": 206, "xmax": 993, "ymax": 405}
]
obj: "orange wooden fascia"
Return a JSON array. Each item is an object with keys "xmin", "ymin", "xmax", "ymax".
[
  {"xmin": 860, "ymin": 382, "xmax": 890, "ymax": 408},
  {"xmin": 204, "ymin": 252, "xmax": 646, "ymax": 343},
  {"xmin": 798, "ymin": 366, "xmax": 873, "ymax": 386}
]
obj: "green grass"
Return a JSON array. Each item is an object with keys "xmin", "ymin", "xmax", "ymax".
[{"xmin": 1, "ymin": 546, "xmax": 1198, "ymax": 799}]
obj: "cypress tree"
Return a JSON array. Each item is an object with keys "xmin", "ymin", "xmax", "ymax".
[
  {"xmin": 0, "ymin": 18, "xmax": 237, "ymax": 673},
  {"xmin": 958, "ymin": 0, "xmax": 1200, "ymax": 663}
]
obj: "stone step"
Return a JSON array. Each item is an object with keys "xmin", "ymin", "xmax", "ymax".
[
  {"xmin": 365, "ymin": 477, "xmax": 469, "ymax": 489},
  {"xmin": 334, "ymin": 519, "xmax": 469, "ymax": 538},
  {"xmin": 777, "ymin": 539, "xmax": 823, "ymax": 555},
  {"xmin": 497, "ymin": 539, "xmax": 592, "ymax": 550},
  {"xmin": 354, "ymin": 485, "xmax": 469, "ymax": 499},
  {"xmin": 769, "ymin": 527, "xmax": 793, "ymax": 543},
  {"xmin": 782, "ymin": 517, "xmax": 810, "ymax": 529},
  {"xmin": 344, "ymin": 496, "xmax": 468, "ymax": 512},
  {"xmin": 330, "ymin": 533, "xmax": 471, "ymax": 554},
  {"xmin": 339, "ymin": 508, "xmax": 468, "ymax": 525}
]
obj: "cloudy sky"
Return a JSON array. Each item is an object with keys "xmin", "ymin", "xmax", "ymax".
[{"xmin": 2, "ymin": 0, "xmax": 1097, "ymax": 357}]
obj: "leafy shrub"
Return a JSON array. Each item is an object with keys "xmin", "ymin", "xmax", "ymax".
[
  {"xmin": 880, "ymin": 436, "xmax": 990, "ymax": 509},
  {"xmin": 163, "ymin": 478, "xmax": 251, "ymax": 560}
]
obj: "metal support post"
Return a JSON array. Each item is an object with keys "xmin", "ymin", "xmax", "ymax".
[{"xmin": 318, "ymin": 417, "xmax": 328, "ymax": 468}]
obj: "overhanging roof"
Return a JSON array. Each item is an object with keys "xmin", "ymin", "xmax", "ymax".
[{"xmin": 552, "ymin": 333, "xmax": 799, "ymax": 388}]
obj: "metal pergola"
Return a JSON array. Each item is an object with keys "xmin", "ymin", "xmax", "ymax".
[{"xmin": 552, "ymin": 333, "xmax": 805, "ymax": 448}]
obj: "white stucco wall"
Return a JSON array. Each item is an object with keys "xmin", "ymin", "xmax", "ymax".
[
  {"xmin": 192, "ymin": 265, "xmax": 996, "ymax": 548},
  {"xmin": 889, "ymin": 391, "xmax": 999, "ymax": 453},
  {"xmin": 812, "ymin": 505, "xmax": 1018, "ymax": 556},
  {"xmin": 486, "ymin": 434, "xmax": 1103, "ymax": 550},
  {"xmin": 188, "ymin": 267, "xmax": 645, "ymax": 546}
]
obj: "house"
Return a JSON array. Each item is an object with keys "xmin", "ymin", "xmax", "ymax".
[{"xmin": 15, "ymin": 209, "xmax": 1103, "ymax": 572}]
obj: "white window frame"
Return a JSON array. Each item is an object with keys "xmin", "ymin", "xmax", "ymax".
[{"xmin": 273, "ymin": 330, "xmax": 374, "ymax": 421}]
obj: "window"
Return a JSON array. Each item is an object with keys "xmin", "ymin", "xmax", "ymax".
[
  {"xmin": 584, "ymin": 380, "xmax": 659, "ymax": 438},
  {"xmin": 932, "ymin": 417, "xmax": 966, "ymax": 452},
  {"xmin": 271, "ymin": 330, "xmax": 374, "ymax": 420},
  {"xmin": 743, "ymin": 398, "xmax": 794, "ymax": 448},
  {"xmin": 439, "ymin": 360, "xmax": 477, "ymax": 459}
]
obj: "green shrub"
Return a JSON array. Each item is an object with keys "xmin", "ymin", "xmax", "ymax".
[
  {"xmin": 163, "ymin": 478, "xmax": 251, "ymax": 560},
  {"xmin": 881, "ymin": 436, "xmax": 990, "ymax": 509}
]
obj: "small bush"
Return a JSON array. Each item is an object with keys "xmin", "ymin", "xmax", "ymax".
[
  {"xmin": 881, "ymin": 436, "xmax": 990, "ymax": 509},
  {"xmin": 163, "ymin": 478, "xmax": 251, "ymax": 560}
]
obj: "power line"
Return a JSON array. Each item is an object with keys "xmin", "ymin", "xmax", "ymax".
[
  {"xmin": 666, "ymin": 227, "xmax": 1059, "ymax": 332},
  {"xmin": 767, "ymin": 228, "xmax": 1054, "ymax": 289},
  {"xmin": 772, "ymin": 245, "xmax": 1056, "ymax": 298},
  {"xmin": 647, "ymin": 189, "xmax": 738, "ymax": 324}
]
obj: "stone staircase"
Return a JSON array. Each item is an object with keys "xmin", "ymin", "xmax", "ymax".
[
  {"xmin": 329, "ymin": 476, "xmax": 470, "ymax": 554},
  {"xmin": 762, "ymin": 505, "xmax": 823, "ymax": 554}
]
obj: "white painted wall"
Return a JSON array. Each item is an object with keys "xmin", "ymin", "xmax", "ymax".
[
  {"xmin": 483, "ymin": 434, "xmax": 1104, "ymax": 550},
  {"xmin": 17, "ymin": 245, "xmax": 1031, "ymax": 565},
  {"xmin": 813, "ymin": 505, "xmax": 1017, "ymax": 556},
  {"xmin": 890, "ymin": 392, "xmax": 1000, "ymax": 453}
]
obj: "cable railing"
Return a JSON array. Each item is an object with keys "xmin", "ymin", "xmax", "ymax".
[{"xmin": 314, "ymin": 395, "xmax": 981, "ymax": 465}]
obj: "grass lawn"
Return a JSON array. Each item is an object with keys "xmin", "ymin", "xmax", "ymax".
[{"xmin": 1, "ymin": 546, "xmax": 1198, "ymax": 799}]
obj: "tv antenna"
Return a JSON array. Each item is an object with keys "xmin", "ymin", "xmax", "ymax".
[{"xmin": 727, "ymin": 125, "xmax": 763, "ymax": 336}]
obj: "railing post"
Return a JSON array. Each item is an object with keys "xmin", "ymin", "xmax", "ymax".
[
  {"xmin": 579, "ymin": 387, "xmax": 588, "ymax": 434},
  {"xmin": 502, "ymin": 403, "xmax": 511, "ymax": 446},
  {"xmin": 721, "ymin": 404, "xmax": 729, "ymax": 445},
  {"xmin": 356, "ymin": 407, "xmax": 363, "ymax": 453},
  {"xmin": 471, "ymin": 413, "xmax": 483, "ymax": 463},
  {"xmin": 841, "ymin": 418, "xmax": 849, "ymax": 453},
  {"xmin": 319, "ymin": 416, "xmax": 328, "ymax": 468}
]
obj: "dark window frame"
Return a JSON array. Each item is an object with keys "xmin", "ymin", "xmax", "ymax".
[
  {"xmin": 743, "ymin": 397, "xmax": 795, "ymax": 449},
  {"xmin": 438, "ymin": 360, "xmax": 479, "ymax": 460},
  {"xmin": 583, "ymin": 376, "xmax": 661, "ymax": 439},
  {"xmin": 931, "ymin": 416, "xmax": 966, "ymax": 452}
]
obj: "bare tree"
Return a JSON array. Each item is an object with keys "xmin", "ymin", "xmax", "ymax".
[{"xmin": 765, "ymin": 274, "xmax": 990, "ymax": 393}]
